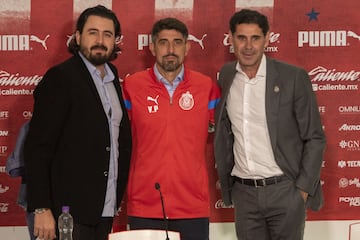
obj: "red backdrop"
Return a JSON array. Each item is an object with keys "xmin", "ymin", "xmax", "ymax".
[{"xmin": 1, "ymin": 0, "xmax": 360, "ymax": 228}]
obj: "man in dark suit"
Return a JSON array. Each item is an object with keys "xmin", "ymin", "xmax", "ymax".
[
  {"xmin": 214, "ymin": 9, "xmax": 326, "ymax": 240},
  {"xmin": 24, "ymin": 5, "xmax": 131, "ymax": 240}
]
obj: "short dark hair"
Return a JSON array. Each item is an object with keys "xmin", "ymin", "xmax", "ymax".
[
  {"xmin": 229, "ymin": 9, "xmax": 269, "ymax": 36},
  {"xmin": 151, "ymin": 18, "xmax": 188, "ymax": 42},
  {"xmin": 68, "ymin": 5, "xmax": 121, "ymax": 60}
]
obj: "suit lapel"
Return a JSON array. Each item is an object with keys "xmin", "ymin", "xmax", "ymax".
[
  {"xmin": 265, "ymin": 57, "xmax": 280, "ymax": 152},
  {"xmin": 73, "ymin": 55, "xmax": 105, "ymax": 107},
  {"xmin": 75, "ymin": 56, "xmax": 124, "ymax": 114},
  {"xmin": 220, "ymin": 61, "xmax": 237, "ymax": 110}
]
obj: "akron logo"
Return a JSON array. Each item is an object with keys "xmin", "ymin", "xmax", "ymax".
[{"xmin": 179, "ymin": 91, "xmax": 194, "ymax": 110}]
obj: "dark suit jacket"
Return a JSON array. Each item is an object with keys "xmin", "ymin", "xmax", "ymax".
[
  {"xmin": 24, "ymin": 54, "xmax": 132, "ymax": 225},
  {"xmin": 214, "ymin": 57, "xmax": 326, "ymax": 211}
]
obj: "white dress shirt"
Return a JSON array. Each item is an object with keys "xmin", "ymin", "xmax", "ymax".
[{"xmin": 227, "ymin": 55, "xmax": 283, "ymax": 179}]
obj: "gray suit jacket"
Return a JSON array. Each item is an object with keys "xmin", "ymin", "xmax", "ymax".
[{"xmin": 214, "ymin": 57, "xmax": 326, "ymax": 211}]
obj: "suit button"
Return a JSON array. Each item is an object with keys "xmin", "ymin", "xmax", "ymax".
[
  {"xmin": 104, "ymin": 171, "xmax": 108, "ymax": 176},
  {"xmin": 106, "ymin": 146, "xmax": 111, "ymax": 151}
]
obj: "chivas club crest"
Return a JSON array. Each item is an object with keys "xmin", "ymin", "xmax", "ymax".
[{"xmin": 179, "ymin": 91, "xmax": 194, "ymax": 110}]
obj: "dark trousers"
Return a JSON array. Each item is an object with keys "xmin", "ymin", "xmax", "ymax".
[
  {"xmin": 232, "ymin": 178, "xmax": 306, "ymax": 240},
  {"xmin": 128, "ymin": 216, "xmax": 209, "ymax": 240},
  {"xmin": 71, "ymin": 217, "xmax": 113, "ymax": 240}
]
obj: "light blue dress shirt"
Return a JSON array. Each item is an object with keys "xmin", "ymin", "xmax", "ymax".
[
  {"xmin": 79, "ymin": 52, "xmax": 122, "ymax": 217},
  {"xmin": 153, "ymin": 64, "xmax": 184, "ymax": 98}
]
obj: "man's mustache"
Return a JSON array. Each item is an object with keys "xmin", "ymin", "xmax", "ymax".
[
  {"xmin": 91, "ymin": 45, "xmax": 108, "ymax": 51},
  {"xmin": 164, "ymin": 54, "xmax": 178, "ymax": 58}
]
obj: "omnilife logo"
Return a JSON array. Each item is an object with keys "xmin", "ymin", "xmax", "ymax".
[{"xmin": 0, "ymin": 34, "xmax": 50, "ymax": 51}]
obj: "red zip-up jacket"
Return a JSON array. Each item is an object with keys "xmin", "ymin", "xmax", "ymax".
[{"xmin": 123, "ymin": 67, "xmax": 220, "ymax": 219}]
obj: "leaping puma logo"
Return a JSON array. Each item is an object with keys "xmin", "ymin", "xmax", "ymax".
[
  {"xmin": 30, "ymin": 35, "xmax": 50, "ymax": 50},
  {"xmin": 347, "ymin": 31, "xmax": 360, "ymax": 41},
  {"xmin": 147, "ymin": 95, "xmax": 159, "ymax": 105},
  {"xmin": 188, "ymin": 34, "xmax": 207, "ymax": 49}
]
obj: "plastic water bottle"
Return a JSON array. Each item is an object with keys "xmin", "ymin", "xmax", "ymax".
[{"xmin": 58, "ymin": 206, "xmax": 73, "ymax": 240}]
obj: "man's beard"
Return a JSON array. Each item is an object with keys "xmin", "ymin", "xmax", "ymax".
[
  {"xmin": 88, "ymin": 53, "xmax": 108, "ymax": 66},
  {"xmin": 161, "ymin": 54, "xmax": 181, "ymax": 72},
  {"xmin": 80, "ymin": 45, "xmax": 111, "ymax": 66}
]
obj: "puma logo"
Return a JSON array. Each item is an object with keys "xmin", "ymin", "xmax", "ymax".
[
  {"xmin": 30, "ymin": 34, "xmax": 50, "ymax": 50},
  {"xmin": 188, "ymin": 34, "xmax": 207, "ymax": 49},
  {"xmin": 66, "ymin": 34, "xmax": 74, "ymax": 47},
  {"xmin": 147, "ymin": 95, "xmax": 159, "ymax": 105},
  {"xmin": 347, "ymin": 31, "xmax": 360, "ymax": 41}
]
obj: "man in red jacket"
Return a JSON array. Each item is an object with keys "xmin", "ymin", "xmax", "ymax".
[{"xmin": 123, "ymin": 18, "xmax": 220, "ymax": 240}]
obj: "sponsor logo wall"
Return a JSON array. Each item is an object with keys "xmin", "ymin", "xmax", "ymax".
[{"xmin": 1, "ymin": 0, "xmax": 359, "ymax": 230}]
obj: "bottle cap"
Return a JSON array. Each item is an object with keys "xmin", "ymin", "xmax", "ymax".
[{"xmin": 62, "ymin": 206, "xmax": 70, "ymax": 213}]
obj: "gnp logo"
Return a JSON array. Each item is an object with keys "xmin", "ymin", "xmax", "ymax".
[
  {"xmin": 0, "ymin": 146, "xmax": 7, "ymax": 156},
  {"xmin": 298, "ymin": 30, "xmax": 360, "ymax": 47},
  {"xmin": 339, "ymin": 140, "xmax": 360, "ymax": 151},
  {"xmin": 138, "ymin": 33, "xmax": 207, "ymax": 50},
  {"xmin": 223, "ymin": 32, "xmax": 280, "ymax": 53},
  {"xmin": 0, "ymin": 34, "xmax": 50, "ymax": 51}
]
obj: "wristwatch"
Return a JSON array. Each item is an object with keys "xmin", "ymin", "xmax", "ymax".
[{"xmin": 34, "ymin": 208, "xmax": 49, "ymax": 214}]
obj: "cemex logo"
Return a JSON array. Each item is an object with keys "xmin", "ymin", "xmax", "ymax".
[{"xmin": 0, "ymin": 34, "xmax": 50, "ymax": 51}]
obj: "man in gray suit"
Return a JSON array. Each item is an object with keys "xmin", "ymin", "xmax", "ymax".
[{"xmin": 214, "ymin": 9, "xmax": 326, "ymax": 240}]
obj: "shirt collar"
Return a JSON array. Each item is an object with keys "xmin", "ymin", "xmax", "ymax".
[
  {"xmin": 236, "ymin": 54, "xmax": 267, "ymax": 79},
  {"xmin": 153, "ymin": 64, "xmax": 184, "ymax": 85},
  {"xmin": 78, "ymin": 51, "xmax": 115, "ymax": 83}
]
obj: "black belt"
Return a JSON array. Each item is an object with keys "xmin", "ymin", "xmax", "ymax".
[{"xmin": 234, "ymin": 175, "xmax": 286, "ymax": 187}]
